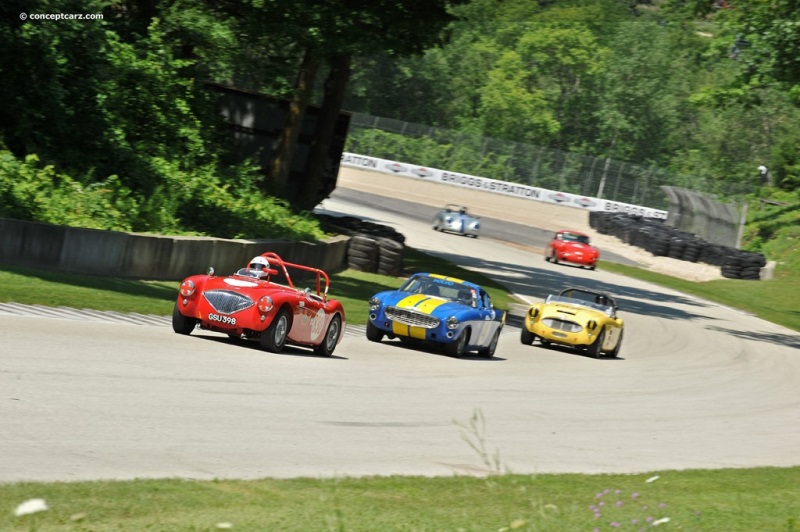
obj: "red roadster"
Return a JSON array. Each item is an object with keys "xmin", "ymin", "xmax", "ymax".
[
  {"xmin": 545, "ymin": 230, "xmax": 599, "ymax": 270},
  {"xmin": 172, "ymin": 252, "xmax": 346, "ymax": 356}
]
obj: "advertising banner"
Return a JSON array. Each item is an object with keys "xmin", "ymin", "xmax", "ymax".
[{"xmin": 340, "ymin": 152, "xmax": 667, "ymax": 219}]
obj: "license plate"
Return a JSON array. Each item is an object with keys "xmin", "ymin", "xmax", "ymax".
[{"xmin": 209, "ymin": 313, "xmax": 236, "ymax": 326}]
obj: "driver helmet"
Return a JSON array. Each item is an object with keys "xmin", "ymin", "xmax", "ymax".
[
  {"xmin": 595, "ymin": 294, "xmax": 609, "ymax": 306},
  {"xmin": 457, "ymin": 288, "xmax": 474, "ymax": 306},
  {"xmin": 248, "ymin": 256, "xmax": 270, "ymax": 279}
]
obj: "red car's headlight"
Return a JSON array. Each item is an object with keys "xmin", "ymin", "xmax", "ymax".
[
  {"xmin": 257, "ymin": 295, "xmax": 274, "ymax": 313},
  {"xmin": 179, "ymin": 280, "xmax": 195, "ymax": 297}
]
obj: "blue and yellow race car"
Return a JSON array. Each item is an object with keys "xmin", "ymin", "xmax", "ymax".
[{"xmin": 367, "ymin": 273, "xmax": 505, "ymax": 358}]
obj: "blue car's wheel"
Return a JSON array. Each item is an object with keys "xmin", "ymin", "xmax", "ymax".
[
  {"xmin": 479, "ymin": 329, "xmax": 500, "ymax": 358},
  {"xmin": 366, "ymin": 320, "xmax": 384, "ymax": 342},
  {"xmin": 446, "ymin": 329, "xmax": 469, "ymax": 358}
]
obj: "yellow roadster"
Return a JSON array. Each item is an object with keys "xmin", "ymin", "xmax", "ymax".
[{"xmin": 521, "ymin": 287, "xmax": 623, "ymax": 358}]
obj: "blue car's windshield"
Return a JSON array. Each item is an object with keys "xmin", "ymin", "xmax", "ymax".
[{"xmin": 400, "ymin": 276, "xmax": 478, "ymax": 308}]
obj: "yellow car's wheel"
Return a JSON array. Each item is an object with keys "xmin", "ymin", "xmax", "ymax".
[
  {"xmin": 588, "ymin": 330, "xmax": 605, "ymax": 358},
  {"xmin": 520, "ymin": 327, "xmax": 535, "ymax": 345},
  {"xmin": 609, "ymin": 330, "xmax": 623, "ymax": 358}
]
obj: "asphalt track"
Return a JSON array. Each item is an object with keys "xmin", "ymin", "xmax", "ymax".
[
  {"xmin": 325, "ymin": 187, "xmax": 640, "ymax": 267},
  {"xmin": 2, "ymin": 177, "xmax": 799, "ymax": 483}
]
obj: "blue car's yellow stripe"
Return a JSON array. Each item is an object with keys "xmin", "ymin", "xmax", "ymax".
[
  {"xmin": 392, "ymin": 294, "xmax": 449, "ymax": 339},
  {"xmin": 392, "ymin": 322, "xmax": 427, "ymax": 339},
  {"xmin": 396, "ymin": 294, "xmax": 448, "ymax": 313}
]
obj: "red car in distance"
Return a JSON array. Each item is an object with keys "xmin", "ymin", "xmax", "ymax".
[
  {"xmin": 545, "ymin": 230, "xmax": 599, "ymax": 270},
  {"xmin": 172, "ymin": 252, "xmax": 346, "ymax": 356}
]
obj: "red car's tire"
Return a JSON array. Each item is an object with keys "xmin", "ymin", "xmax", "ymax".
[
  {"xmin": 172, "ymin": 302, "xmax": 196, "ymax": 335},
  {"xmin": 261, "ymin": 308, "xmax": 290, "ymax": 353},
  {"xmin": 314, "ymin": 315, "xmax": 341, "ymax": 357}
]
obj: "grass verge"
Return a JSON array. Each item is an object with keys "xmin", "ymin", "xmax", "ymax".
[
  {"xmin": 0, "ymin": 247, "xmax": 518, "ymax": 326},
  {"xmin": 599, "ymin": 261, "xmax": 800, "ymax": 333},
  {"xmin": 3, "ymin": 467, "xmax": 799, "ymax": 530}
]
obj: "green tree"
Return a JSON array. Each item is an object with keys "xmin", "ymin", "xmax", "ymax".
[
  {"xmin": 515, "ymin": 25, "xmax": 609, "ymax": 150},
  {"xmin": 478, "ymin": 49, "xmax": 559, "ymax": 143},
  {"xmin": 591, "ymin": 20, "xmax": 695, "ymax": 165}
]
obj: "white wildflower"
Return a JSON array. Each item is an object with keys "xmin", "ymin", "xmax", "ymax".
[{"xmin": 15, "ymin": 498, "xmax": 48, "ymax": 517}]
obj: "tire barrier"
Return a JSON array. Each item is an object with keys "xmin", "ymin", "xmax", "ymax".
[
  {"xmin": 589, "ymin": 212, "xmax": 767, "ymax": 280},
  {"xmin": 317, "ymin": 214, "xmax": 405, "ymax": 274},
  {"xmin": 347, "ymin": 234, "xmax": 380, "ymax": 272}
]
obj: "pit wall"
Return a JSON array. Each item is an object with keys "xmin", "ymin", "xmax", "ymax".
[
  {"xmin": 0, "ymin": 217, "xmax": 349, "ymax": 281},
  {"xmin": 340, "ymin": 152, "xmax": 668, "ymax": 219}
]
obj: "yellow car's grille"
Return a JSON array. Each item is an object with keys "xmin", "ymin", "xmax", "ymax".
[
  {"xmin": 542, "ymin": 318, "xmax": 582, "ymax": 333},
  {"xmin": 203, "ymin": 290, "xmax": 254, "ymax": 315},
  {"xmin": 386, "ymin": 307, "xmax": 440, "ymax": 329}
]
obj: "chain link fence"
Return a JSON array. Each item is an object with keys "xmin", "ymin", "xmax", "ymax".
[{"xmin": 346, "ymin": 113, "xmax": 756, "ymax": 215}]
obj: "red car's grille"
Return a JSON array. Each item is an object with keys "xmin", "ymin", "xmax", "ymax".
[
  {"xmin": 203, "ymin": 290, "xmax": 254, "ymax": 315},
  {"xmin": 386, "ymin": 307, "xmax": 440, "ymax": 329}
]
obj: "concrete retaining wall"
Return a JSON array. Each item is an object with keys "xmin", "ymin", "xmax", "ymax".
[{"xmin": 0, "ymin": 218, "xmax": 349, "ymax": 280}]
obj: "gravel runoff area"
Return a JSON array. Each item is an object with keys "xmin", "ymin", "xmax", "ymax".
[{"xmin": 337, "ymin": 167, "xmax": 724, "ymax": 282}]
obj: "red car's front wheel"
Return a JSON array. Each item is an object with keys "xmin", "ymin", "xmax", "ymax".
[
  {"xmin": 172, "ymin": 302, "xmax": 196, "ymax": 335},
  {"xmin": 261, "ymin": 308, "xmax": 290, "ymax": 352}
]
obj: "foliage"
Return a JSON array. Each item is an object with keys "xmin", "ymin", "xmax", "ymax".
[
  {"xmin": 0, "ymin": 0, "xmax": 472, "ymax": 226},
  {"xmin": 0, "ymin": 150, "xmax": 326, "ymax": 240},
  {"xmin": 345, "ymin": 128, "xmax": 516, "ymax": 181},
  {"xmin": 344, "ymin": 0, "xmax": 800, "ymax": 195},
  {"xmin": 740, "ymin": 189, "xmax": 800, "ymax": 280},
  {"xmin": 0, "ymin": 152, "xmax": 137, "ymax": 231}
]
